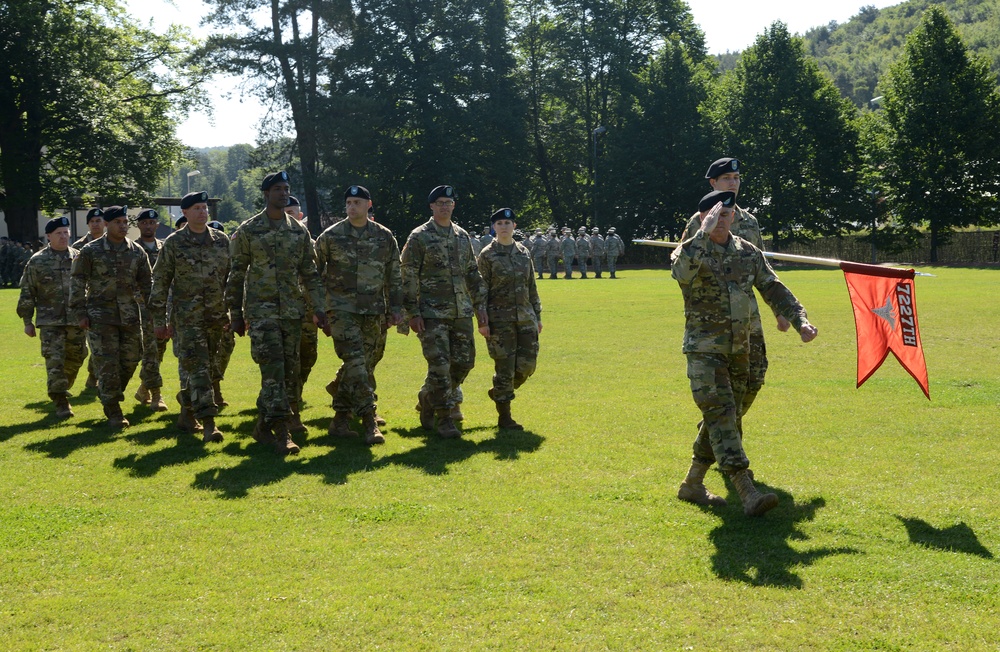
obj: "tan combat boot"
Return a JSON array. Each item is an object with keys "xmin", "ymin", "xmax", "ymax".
[
  {"xmin": 374, "ymin": 412, "xmax": 387, "ymax": 427},
  {"xmin": 213, "ymin": 380, "xmax": 228, "ymax": 408},
  {"xmin": 288, "ymin": 402, "xmax": 307, "ymax": 434},
  {"xmin": 729, "ymin": 468, "xmax": 778, "ymax": 516},
  {"xmin": 496, "ymin": 401, "xmax": 523, "ymax": 431},
  {"xmin": 272, "ymin": 420, "xmax": 300, "ymax": 456},
  {"xmin": 149, "ymin": 388, "xmax": 167, "ymax": 412},
  {"xmin": 435, "ymin": 409, "xmax": 461, "ymax": 439},
  {"xmin": 201, "ymin": 416, "xmax": 224, "ymax": 443},
  {"xmin": 176, "ymin": 392, "xmax": 201, "ymax": 434},
  {"xmin": 417, "ymin": 390, "xmax": 435, "ymax": 431},
  {"xmin": 252, "ymin": 414, "xmax": 274, "ymax": 444},
  {"xmin": 134, "ymin": 383, "xmax": 151, "ymax": 405},
  {"xmin": 104, "ymin": 402, "xmax": 129, "ymax": 429},
  {"xmin": 51, "ymin": 393, "xmax": 74, "ymax": 419},
  {"xmin": 362, "ymin": 410, "xmax": 385, "ymax": 445},
  {"xmin": 677, "ymin": 460, "xmax": 727, "ymax": 507},
  {"xmin": 328, "ymin": 411, "xmax": 355, "ymax": 438},
  {"xmin": 450, "ymin": 403, "xmax": 465, "ymax": 422}
]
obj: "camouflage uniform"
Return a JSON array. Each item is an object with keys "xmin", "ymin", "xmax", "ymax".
[
  {"xmin": 671, "ymin": 231, "xmax": 808, "ymax": 472},
  {"xmin": 559, "ymin": 232, "xmax": 576, "ymax": 279},
  {"xmin": 69, "ymin": 237, "xmax": 152, "ymax": 407},
  {"xmin": 530, "ymin": 234, "xmax": 547, "ymax": 279},
  {"xmin": 150, "ymin": 227, "xmax": 230, "ymax": 419},
  {"xmin": 400, "ymin": 218, "xmax": 486, "ymax": 411},
  {"xmin": 72, "ymin": 232, "xmax": 100, "ymax": 383},
  {"xmin": 227, "ymin": 211, "xmax": 324, "ymax": 425},
  {"xmin": 604, "ymin": 231, "xmax": 625, "ymax": 277},
  {"xmin": 477, "ymin": 240, "xmax": 542, "ymax": 402},
  {"xmin": 315, "ymin": 218, "xmax": 402, "ymax": 417},
  {"xmin": 575, "ymin": 231, "xmax": 590, "ymax": 278},
  {"xmin": 470, "ymin": 234, "xmax": 483, "ymax": 257},
  {"xmin": 590, "ymin": 231, "xmax": 606, "ymax": 277},
  {"xmin": 17, "ymin": 245, "xmax": 88, "ymax": 399},
  {"xmin": 137, "ymin": 238, "xmax": 165, "ymax": 393},
  {"xmin": 299, "ymin": 234, "xmax": 319, "ymax": 403},
  {"xmin": 545, "ymin": 232, "xmax": 560, "ymax": 278}
]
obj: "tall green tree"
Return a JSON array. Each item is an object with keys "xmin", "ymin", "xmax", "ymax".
[
  {"xmin": 203, "ymin": 0, "xmax": 353, "ymax": 234},
  {"xmin": 879, "ymin": 5, "xmax": 1000, "ymax": 261},
  {"xmin": 703, "ymin": 22, "xmax": 862, "ymax": 248},
  {"xmin": 0, "ymin": 0, "xmax": 204, "ymax": 242}
]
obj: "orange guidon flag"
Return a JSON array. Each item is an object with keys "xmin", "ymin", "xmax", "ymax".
[{"xmin": 841, "ymin": 262, "xmax": 929, "ymax": 399}]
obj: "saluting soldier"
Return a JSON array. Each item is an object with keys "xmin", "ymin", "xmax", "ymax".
[
  {"xmin": 151, "ymin": 191, "xmax": 230, "ymax": 442},
  {"xmin": 18, "ymin": 217, "xmax": 88, "ymax": 419},
  {"xmin": 589, "ymin": 227, "xmax": 606, "ymax": 278},
  {"xmin": 133, "ymin": 208, "xmax": 168, "ymax": 411},
  {"xmin": 69, "ymin": 206, "xmax": 152, "ymax": 428},
  {"xmin": 400, "ymin": 185, "xmax": 487, "ymax": 439},
  {"xmin": 226, "ymin": 171, "xmax": 327, "ymax": 455},
  {"xmin": 672, "ymin": 191, "xmax": 817, "ymax": 516},
  {"xmin": 476, "ymin": 209, "xmax": 542, "ymax": 430},
  {"xmin": 285, "ymin": 195, "xmax": 319, "ymax": 413},
  {"xmin": 604, "ymin": 227, "xmax": 625, "ymax": 278},
  {"xmin": 316, "ymin": 185, "xmax": 403, "ymax": 445}
]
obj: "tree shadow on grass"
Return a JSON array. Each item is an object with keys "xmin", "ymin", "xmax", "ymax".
[
  {"xmin": 707, "ymin": 476, "xmax": 859, "ymax": 588},
  {"xmin": 191, "ymin": 425, "xmax": 544, "ymax": 499},
  {"xmin": 896, "ymin": 516, "xmax": 994, "ymax": 558}
]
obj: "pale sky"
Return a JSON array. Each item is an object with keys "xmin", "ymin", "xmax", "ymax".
[{"xmin": 126, "ymin": 0, "xmax": 901, "ymax": 147}]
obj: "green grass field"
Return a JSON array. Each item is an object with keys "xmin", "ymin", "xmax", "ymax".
[{"xmin": 1, "ymin": 265, "xmax": 998, "ymax": 650}]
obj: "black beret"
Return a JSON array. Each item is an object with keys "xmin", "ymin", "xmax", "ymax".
[
  {"xmin": 45, "ymin": 216, "xmax": 71, "ymax": 234},
  {"xmin": 180, "ymin": 191, "xmax": 208, "ymax": 210},
  {"xmin": 705, "ymin": 157, "xmax": 740, "ymax": 179},
  {"xmin": 208, "ymin": 220, "xmax": 225, "ymax": 232},
  {"xmin": 86, "ymin": 208, "xmax": 104, "ymax": 222},
  {"xmin": 344, "ymin": 185, "xmax": 371, "ymax": 201},
  {"xmin": 286, "ymin": 195, "xmax": 301, "ymax": 207},
  {"xmin": 137, "ymin": 209, "xmax": 159, "ymax": 222},
  {"xmin": 490, "ymin": 208, "xmax": 515, "ymax": 223},
  {"xmin": 175, "ymin": 216, "xmax": 188, "ymax": 228},
  {"xmin": 260, "ymin": 170, "xmax": 290, "ymax": 191},
  {"xmin": 698, "ymin": 190, "xmax": 736, "ymax": 212},
  {"xmin": 104, "ymin": 205, "xmax": 128, "ymax": 220},
  {"xmin": 428, "ymin": 185, "xmax": 457, "ymax": 204}
]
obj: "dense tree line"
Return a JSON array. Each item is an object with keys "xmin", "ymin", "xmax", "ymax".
[{"xmin": 4, "ymin": 1, "xmax": 1000, "ymax": 262}]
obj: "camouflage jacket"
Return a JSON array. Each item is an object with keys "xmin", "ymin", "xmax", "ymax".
[
  {"xmin": 315, "ymin": 218, "xmax": 402, "ymax": 316},
  {"xmin": 590, "ymin": 234, "xmax": 606, "ymax": 257},
  {"xmin": 683, "ymin": 205, "xmax": 776, "ymax": 322},
  {"xmin": 71, "ymin": 232, "xmax": 98, "ymax": 250},
  {"xmin": 670, "ymin": 232, "xmax": 807, "ymax": 355},
  {"xmin": 605, "ymin": 234, "xmax": 625, "ymax": 257},
  {"xmin": 560, "ymin": 235, "xmax": 576, "ymax": 258},
  {"xmin": 150, "ymin": 227, "xmax": 230, "ymax": 329},
  {"xmin": 575, "ymin": 235, "xmax": 590, "ymax": 256},
  {"xmin": 400, "ymin": 218, "xmax": 485, "ymax": 320},
  {"xmin": 226, "ymin": 211, "xmax": 325, "ymax": 321},
  {"xmin": 477, "ymin": 241, "xmax": 542, "ymax": 325},
  {"xmin": 69, "ymin": 237, "xmax": 152, "ymax": 326},
  {"xmin": 545, "ymin": 236, "xmax": 561, "ymax": 257},
  {"xmin": 137, "ymin": 238, "xmax": 165, "ymax": 270},
  {"xmin": 17, "ymin": 245, "xmax": 79, "ymax": 326}
]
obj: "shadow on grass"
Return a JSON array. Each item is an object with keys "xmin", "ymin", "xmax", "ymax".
[
  {"xmin": 0, "ymin": 411, "xmax": 71, "ymax": 444},
  {"xmin": 113, "ymin": 433, "xmax": 212, "ymax": 478},
  {"xmin": 896, "ymin": 516, "xmax": 994, "ymax": 558},
  {"xmin": 707, "ymin": 475, "xmax": 859, "ymax": 588},
  {"xmin": 23, "ymin": 420, "xmax": 120, "ymax": 458},
  {"xmin": 191, "ymin": 424, "xmax": 544, "ymax": 499}
]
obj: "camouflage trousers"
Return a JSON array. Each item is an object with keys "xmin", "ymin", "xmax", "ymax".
[
  {"xmin": 248, "ymin": 318, "xmax": 301, "ymax": 424},
  {"xmin": 592, "ymin": 255, "xmax": 604, "ymax": 277},
  {"xmin": 328, "ymin": 312, "xmax": 382, "ymax": 415},
  {"xmin": 563, "ymin": 257, "xmax": 573, "ymax": 278},
  {"xmin": 484, "ymin": 321, "xmax": 538, "ymax": 403},
  {"xmin": 88, "ymin": 322, "xmax": 143, "ymax": 406},
  {"xmin": 687, "ymin": 352, "xmax": 751, "ymax": 472},
  {"xmin": 138, "ymin": 306, "xmax": 163, "ymax": 389},
  {"xmin": 328, "ymin": 315, "xmax": 388, "ymax": 411},
  {"xmin": 547, "ymin": 255, "xmax": 559, "ymax": 278},
  {"xmin": 694, "ymin": 330, "xmax": 769, "ymax": 444},
  {"xmin": 175, "ymin": 322, "xmax": 224, "ymax": 419},
  {"xmin": 607, "ymin": 254, "xmax": 618, "ymax": 277},
  {"xmin": 213, "ymin": 330, "xmax": 236, "ymax": 381},
  {"xmin": 39, "ymin": 325, "xmax": 88, "ymax": 396},
  {"xmin": 418, "ymin": 317, "xmax": 476, "ymax": 411},
  {"xmin": 300, "ymin": 321, "xmax": 318, "ymax": 403},
  {"xmin": 532, "ymin": 256, "xmax": 545, "ymax": 278},
  {"xmin": 577, "ymin": 257, "xmax": 588, "ymax": 277}
]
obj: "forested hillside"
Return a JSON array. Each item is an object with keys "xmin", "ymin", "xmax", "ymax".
[{"xmin": 802, "ymin": 0, "xmax": 1000, "ymax": 106}]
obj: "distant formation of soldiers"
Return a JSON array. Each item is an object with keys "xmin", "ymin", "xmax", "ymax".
[{"xmin": 519, "ymin": 224, "xmax": 624, "ymax": 279}]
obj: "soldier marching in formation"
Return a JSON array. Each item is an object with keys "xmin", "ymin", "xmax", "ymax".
[
  {"xmin": 604, "ymin": 227, "xmax": 625, "ymax": 278},
  {"xmin": 589, "ymin": 227, "xmax": 605, "ymax": 278},
  {"xmin": 18, "ymin": 217, "xmax": 88, "ymax": 419},
  {"xmin": 285, "ymin": 195, "xmax": 320, "ymax": 409},
  {"xmin": 134, "ymin": 208, "xmax": 168, "ymax": 411},
  {"xmin": 574, "ymin": 226, "xmax": 590, "ymax": 278}
]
